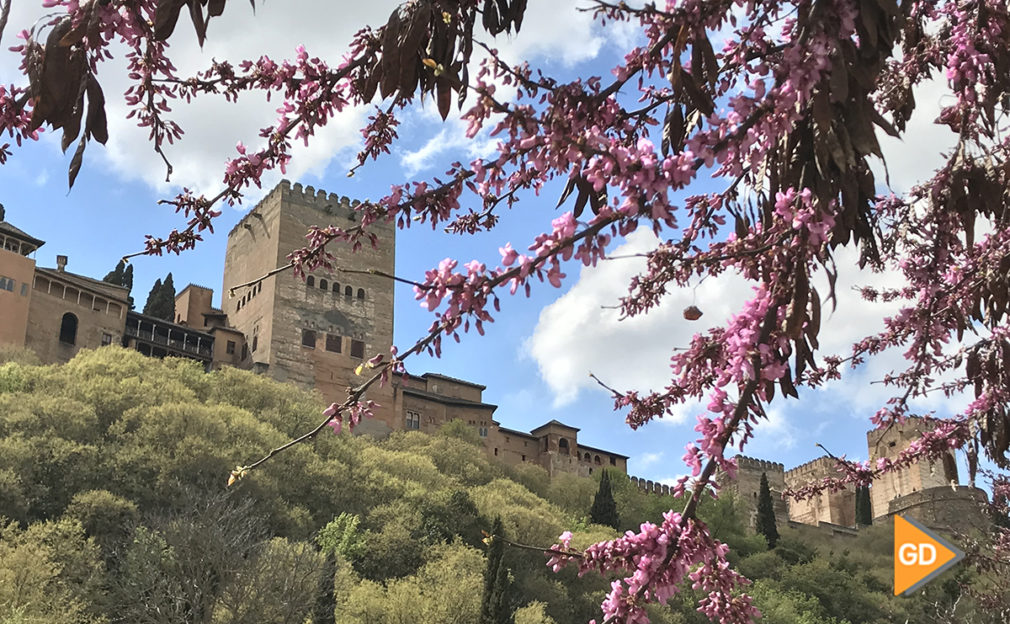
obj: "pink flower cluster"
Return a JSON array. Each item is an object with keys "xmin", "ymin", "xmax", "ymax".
[{"xmin": 549, "ymin": 514, "xmax": 758, "ymax": 624}]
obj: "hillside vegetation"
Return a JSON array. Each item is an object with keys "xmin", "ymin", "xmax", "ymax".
[{"xmin": 0, "ymin": 348, "xmax": 995, "ymax": 623}]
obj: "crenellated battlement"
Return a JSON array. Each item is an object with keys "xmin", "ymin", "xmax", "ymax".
[
  {"xmin": 284, "ymin": 179, "xmax": 361, "ymax": 212},
  {"xmin": 735, "ymin": 455, "xmax": 785, "ymax": 473},
  {"xmin": 785, "ymin": 456, "xmax": 844, "ymax": 483},
  {"xmin": 227, "ymin": 179, "xmax": 370, "ymax": 238},
  {"xmin": 630, "ymin": 475, "xmax": 673, "ymax": 496}
]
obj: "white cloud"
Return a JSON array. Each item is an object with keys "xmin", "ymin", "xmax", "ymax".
[
  {"xmin": 875, "ymin": 77, "xmax": 957, "ymax": 193},
  {"xmin": 2, "ymin": 1, "xmax": 607, "ymax": 197},
  {"xmin": 637, "ymin": 451, "xmax": 663, "ymax": 467},
  {"xmin": 525, "ymin": 223, "xmax": 971, "ymax": 427},
  {"xmin": 525, "ymin": 228, "xmax": 751, "ymax": 408}
]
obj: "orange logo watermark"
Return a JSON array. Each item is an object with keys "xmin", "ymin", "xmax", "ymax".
[{"xmin": 893, "ymin": 515, "xmax": 964, "ymax": 596}]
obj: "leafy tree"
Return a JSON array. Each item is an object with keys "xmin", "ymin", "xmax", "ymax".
[
  {"xmin": 513, "ymin": 602, "xmax": 557, "ymax": 624},
  {"xmin": 589, "ymin": 469, "xmax": 620, "ymax": 530},
  {"xmin": 855, "ymin": 486, "xmax": 873, "ymax": 526},
  {"xmin": 755, "ymin": 472, "xmax": 779, "ymax": 549},
  {"xmin": 481, "ymin": 516, "xmax": 511, "ymax": 624}
]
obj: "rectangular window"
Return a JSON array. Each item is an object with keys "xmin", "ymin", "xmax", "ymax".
[
  {"xmin": 101, "ymin": 333, "xmax": 113, "ymax": 346},
  {"xmin": 521, "ymin": 455, "xmax": 526, "ymax": 462},
  {"xmin": 479, "ymin": 426, "xmax": 488, "ymax": 438},
  {"xmin": 350, "ymin": 339, "xmax": 365, "ymax": 358},
  {"xmin": 494, "ymin": 448, "xmax": 498, "ymax": 456},
  {"xmin": 610, "ymin": 457, "xmax": 617, "ymax": 466},
  {"xmin": 20, "ymin": 283, "xmax": 27, "ymax": 296},
  {"xmin": 251, "ymin": 336, "xmax": 258, "ymax": 352},
  {"xmin": 406, "ymin": 410, "xmax": 420, "ymax": 430},
  {"xmin": 226, "ymin": 340, "xmax": 236, "ymax": 355},
  {"xmin": 325, "ymin": 334, "xmax": 342, "ymax": 353},
  {"xmin": 301, "ymin": 329, "xmax": 316, "ymax": 348}
]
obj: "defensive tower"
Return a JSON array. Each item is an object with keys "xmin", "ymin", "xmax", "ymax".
[{"xmin": 223, "ymin": 181, "xmax": 397, "ymax": 427}]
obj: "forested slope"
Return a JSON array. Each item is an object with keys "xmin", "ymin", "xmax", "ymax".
[{"xmin": 0, "ymin": 348, "xmax": 993, "ymax": 623}]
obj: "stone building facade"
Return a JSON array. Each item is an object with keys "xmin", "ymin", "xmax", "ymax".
[
  {"xmin": 717, "ymin": 457, "xmax": 789, "ymax": 530},
  {"xmin": 784, "ymin": 457, "xmax": 856, "ymax": 527},
  {"xmin": 866, "ymin": 418, "xmax": 959, "ymax": 519},
  {"xmin": 732, "ymin": 417, "xmax": 988, "ymax": 534},
  {"xmin": 2, "ymin": 207, "xmax": 130, "ymax": 364},
  {"xmin": 0, "ymin": 183, "xmax": 629, "ymax": 479}
]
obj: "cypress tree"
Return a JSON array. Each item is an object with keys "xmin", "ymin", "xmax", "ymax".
[
  {"xmin": 590, "ymin": 469, "xmax": 620, "ymax": 529},
  {"xmin": 102, "ymin": 261, "xmax": 125, "ymax": 286},
  {"xmin": 755, "ymin": 472, "xmax": 779, "ymax": 548},
  {"xmin": 480, "ymin": 516, "xmax": 510, "ymax": 624},
  {"xmin": 103, "ymin": 261, "xmax": 136, "ymax": 309},
  {"xmin": 123, "ymin": 264, "xmax": 135, "ymax": 309},
  {"xmin": 855, "ymin": 485, "xmax": 873, "ymax": 526},
  {"xmin": 143, "ymin": 278, "xmax": 162, "ymax": 317},
  {"xmin": 142, "ymin": 273, "xmax": 177, "ymax": 321}
]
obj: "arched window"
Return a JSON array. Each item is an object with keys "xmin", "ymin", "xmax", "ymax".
[
  {"xmin": 332, "ymin": 282, "xmax": 340, "ymax": 293},
  {"xmin": 583, "ymin": 452, "xmax": 591, "ymax": 461},
  {"xmin": 594, "ymin": 455, "xmax": 602, "ymax": 465},
  {"xmin": 344, "ymin": 285, "xmax": 353, "ymax": 297},
  {"xmin": 320, "ymin": 279, "xmax": 328, "ymax": 290},
  {"xmin": 307, "ymin": 276, "xmax": 315, "ymax": 287},
  {"xmin": 59, "ymin": 312, "xmax": 78, "ymax": 345},
  {"xmin": 558, "ymin": 438, "xmax": 570, "ymax": 455},
  {"xmin": 357, "ymin": 288, "xmax": 365, "ymax": 300}
]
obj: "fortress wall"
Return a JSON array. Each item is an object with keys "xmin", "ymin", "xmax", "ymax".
[{"xmin": 785, "ymin": 456, "xmax": 856, "ymax": 527}]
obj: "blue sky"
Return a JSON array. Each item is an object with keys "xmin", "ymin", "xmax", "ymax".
[{"xmin": 0, "ymin": 1, "xmax": 972, "ymax": 486}]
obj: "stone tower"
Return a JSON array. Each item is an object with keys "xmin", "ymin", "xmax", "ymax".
[
  {"xmin": 719, "ymin": 456, "xmax": 789, "ymax": 530},
  {"xmin": 223, "ymin": 181, "xmax": 397, "ymax": 427},
  {"xmin": 866, "ymin": 418, "xmax": 957, "ymax": 520},
  {"xmin": 784, "ymin": 457, "xmax": 856, "ymax": 527}
]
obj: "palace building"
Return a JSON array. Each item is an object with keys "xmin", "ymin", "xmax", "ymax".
[{"xmin": 0, "ymin": 182, "xmax": 628, "ymax": 479}]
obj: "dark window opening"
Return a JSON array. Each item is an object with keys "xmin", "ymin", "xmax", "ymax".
[
  {"xmin": 357, "ymin": 288, "xmax": 365, "ymax": 300},
  {"xmin": 350, "ymin": 339, "xmax": 365, "ymax": 358},
  {"xmin": 302, "ymin": 329, "xmax": 316, "ymax": 348},
  {"xmin": 241, "ymin": 343, "xmax": 249, "ymax": 360},
  {"xmin": 320, "ymin": 279, "xmax": 328, "ymax": 290},
  {"xmin": 594, "ymin": 455, "xmax": 602, "ymax": 465},
  {"xmin": 521, "ymin": 455, "xmax": 526, "ymax": 461},
  {"xmin": 888, "ymin": 441, "xmax": 896, "ymax": 448},
  {"xmin": 251, "ymin": 336, "xmax": 258, "ymax": 352},
  {"xmin": 344, "ymin": 285, "xmax": 353, "ymax": 297},
  {"xmin": 101, "ymin": 333, "xmax": 113, "ymax": 346},
  {"xmin": 59, "ymin": 313, "xmax": 78, "ymax": 345},
  {"xmin": 307, "ymin": 276, "xmax": 315, "ymax": 287},
  {"xmin": 406, "ymin": 411, "xmax": 420, "ymax": 430},
  {"xmin": 325, "ymin": 334, "xmax": 342, "ymax": 353},
  {"xmin": 583, "ymin": 452, "xmax": 591, "ymax": 461},
  {"xmin": 494, "ymin": 448, "xmax": 498, "ymax": 456},
  {"xmin": 610, "ymin": 457, "xmax": 616, "ymax": 466},
  {"xmin": 333, "ymin": 282, "xmax": 340, "ymax": 293},
  {"xmin": 226, "ymin": 340, "xmax": 236, "ymax": 355},
  {"xmin": 558, "ymin": 438, "xmax": 570, "ymax": 454}
]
